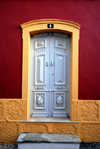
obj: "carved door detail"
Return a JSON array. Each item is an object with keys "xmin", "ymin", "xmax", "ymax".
[{"xmin": 30, "ymin": 33, "xmax": 71, "ymax": 117}]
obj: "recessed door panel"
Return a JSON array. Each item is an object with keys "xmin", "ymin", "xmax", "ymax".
[
  {"xmin": 34, "ymin": 92, "xmax": 46, "ymax": 110},
  {"xmin": 54, "ymin": 92, "xmax": 65, "ymax": 109}
]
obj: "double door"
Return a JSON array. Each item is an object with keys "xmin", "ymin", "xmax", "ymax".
[{"xmin": 30, "ymin": 33, "xmax": 71, "ymax": 117}]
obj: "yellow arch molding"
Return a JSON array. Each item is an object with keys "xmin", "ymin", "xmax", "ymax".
[{"xmin": 21, "ymin": 19, "xmax": 80, "ymax": 120}]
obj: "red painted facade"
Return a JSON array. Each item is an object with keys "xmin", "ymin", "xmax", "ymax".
[{"xmin": 0, "ymin": 0, "xmax": 100, "ymax": 99}]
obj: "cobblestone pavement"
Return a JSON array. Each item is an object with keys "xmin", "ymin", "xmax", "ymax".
[
  {"xmin": 80, "ymin": 142, "xmax": 100, "ymax": 149},
  {"xmin": 0, "ymin": 145, "xmax": 17, "ymax": 149}
]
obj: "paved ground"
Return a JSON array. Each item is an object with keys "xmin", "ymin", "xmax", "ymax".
[
  {"xmin": 0, "ymin": 144, "xmax": 17, "ymax": 149},
  {"xmin": 80, "ymin": 142, "xmax": 100, "ymax": 149},
  {"xmin": 0, "ymin": 143, "xmax": 100, "ymax": 149}
]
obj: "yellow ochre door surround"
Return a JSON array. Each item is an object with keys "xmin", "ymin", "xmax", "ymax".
[{"xmin": 20, "ymin": 19, "xmax": 80, "ymax": 120}]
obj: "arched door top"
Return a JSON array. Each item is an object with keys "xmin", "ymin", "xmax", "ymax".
[{"xmin": 21, "ymin": 19, "xmax": 80, "ymax": 30}]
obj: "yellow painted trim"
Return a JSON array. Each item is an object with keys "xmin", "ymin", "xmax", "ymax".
[
  {"xmin": 21, "ymin": 19, "xmax": 80, "ymax": 120},
  {"xmin": 21, "ymin": 19, "xmax": 80, "ymax": 29}
]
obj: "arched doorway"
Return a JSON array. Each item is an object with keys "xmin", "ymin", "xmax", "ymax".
[{"xmin": 21, "ymin": 19, "xmax": 80, "ymax": 120}]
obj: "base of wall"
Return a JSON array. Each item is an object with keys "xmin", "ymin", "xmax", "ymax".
[
  {"xmin": 19, "ymin": 121, "xmax": 80, "ymax": 134},
  {"xmin": 0, "ymin": 99, "xmax": 100, "ymax": 143}
]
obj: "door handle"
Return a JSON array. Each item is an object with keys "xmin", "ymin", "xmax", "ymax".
[
  {"xmin": 46, "ymin": 62, "xmax": 49, "ymax": 66},
  {"xmin": 51, "ymin": 62, "xmax": 54, "ymax": 66}
]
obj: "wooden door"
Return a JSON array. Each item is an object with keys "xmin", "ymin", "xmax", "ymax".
[{"xmin": 30, "ymin": 33, "xmax": 71, "ymax": 117}]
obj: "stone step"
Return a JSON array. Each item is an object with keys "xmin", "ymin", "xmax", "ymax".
[
  {"xmin": 19, "ymin": 117, "xmax": 80, "ymax": 123},
  {"xmin": 17, "ymin": 133, "xmax": 81, "ymax": 149},
  {"xmin": 19, "ymin": 117, "xmax": 80, "ymax": 134}
]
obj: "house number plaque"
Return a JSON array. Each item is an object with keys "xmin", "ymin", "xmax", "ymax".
[{"xmin": 47, "ymin": 24, "xmax": 54, "ymax": 28}]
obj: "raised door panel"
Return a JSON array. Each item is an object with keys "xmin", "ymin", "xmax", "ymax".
[
  {"xmin": 35, "ymin": 39, "xmax": 46, "ymax": 49},
  {"xmin": 54, "ymin": 92, "xmax": 65, "ymax": 109},
  {"xmin": 32, "ymin": 91, "xmax": 49, "ymax": 117},
  {"xmin": 34, "ymin": 92, "xmax": 46, "ymax": 109},
  {"xmin": 55, "ymin": 52, "xmax": 66, "ymax": 85},
  {"xmin": 35, "ymin": 54, "xmax": 46, "ymax": 85},
  {"xmin": 55, "ymin": 38, "xmax": 66, "ymax": 49},
  {"xmin": 52, "ymin": 91, "xmax": 68, "ymax": 117},
  {"xmin": 54, "ymin": 37, "xmax": 67, "ymax": 86}
]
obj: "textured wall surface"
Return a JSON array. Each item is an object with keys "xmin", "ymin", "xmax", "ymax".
[
  {"xmin": 0, "ymin": 99, "xmax": 100, "ymax": 143},
  {"xmin": 0, "ymin": 99, "xmax": 27, "ymax": 144},
  {"xmin": 0, "ymin": 99, "xmax": 27, "ymax": 120},
  {"xmin": 19, "ymin": 123, "xmax": 79, "ymax": 134},
  {"xmin": 0, "ymin": 121, "xmax": 19, "ymax": 144},
  {"xmin": 79, "ymin": 101, "xmax": 99, "ymax": 121},
  {"xmin": 80, "ymin": 123, "xmax": 100, "ymax": 142}
]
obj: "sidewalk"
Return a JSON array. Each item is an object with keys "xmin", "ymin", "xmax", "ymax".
[{"xmin": 80, "ymin": 142, "xmax": 100, "ymax": 149}]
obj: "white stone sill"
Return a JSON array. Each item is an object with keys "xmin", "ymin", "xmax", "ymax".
[{"xmin": 19, "ymin": 117, "xmax": 80, "ymax": 123}]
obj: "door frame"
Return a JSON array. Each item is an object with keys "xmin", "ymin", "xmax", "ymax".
[{"xmin": 20, "ymin": 19, "xmax": 80, "ymax": 120}]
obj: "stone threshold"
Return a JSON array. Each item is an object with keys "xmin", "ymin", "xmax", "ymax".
[{"xmin": 19, "ymin": 117, "xmax": 80, "ymax": 123}]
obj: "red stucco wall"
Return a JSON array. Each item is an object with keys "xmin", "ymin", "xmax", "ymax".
[{"xmin": 0, "ymin": 0, "xmax": 100, "ymax": 99}]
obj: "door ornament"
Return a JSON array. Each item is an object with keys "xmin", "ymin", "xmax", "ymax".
[
  {"xmin": 56, "ymin": 94, "xmax": 64, "ymax": 107},
  {"xmin": 57, "ymin": 86, "xmax": 63, "ymax": 89},
  {"xmin": 55, "ymin": 39, "xmax": 66, "ymax": 49},
  {"xmin": 58, "ymin": 41, "xmax": 63, "ymax": 47},
  {"xmin": 35, "ymin": 39, "xmax": 46, "ymax": 49},
  {"xmin": 36, "ymin": 94, "xmax": 44, "ymax": 107},
  {"xmin": 36, "ymin": 86, "xmax": 44, "ymax": 90}
]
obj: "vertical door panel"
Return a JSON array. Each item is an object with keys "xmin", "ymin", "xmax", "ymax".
[
  {"xmin": 55, "ymin": 53, "xmax": 66, "ymax": 85},
  {"xmin": 35, "ymin": 54, "xmax": 45, "ymax": 85}
]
